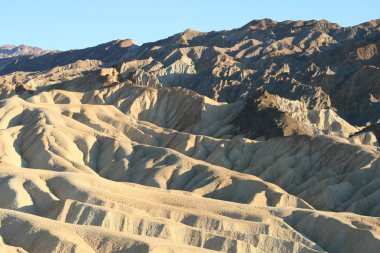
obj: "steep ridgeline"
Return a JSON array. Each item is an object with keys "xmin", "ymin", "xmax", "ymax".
[{"xmin": 2, "ymin": 19, "xmax": 380, "ymax": 127}]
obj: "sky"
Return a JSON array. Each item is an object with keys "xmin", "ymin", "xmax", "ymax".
[{"xmin": 1, "ymin": 0, "xmax": 379, "ymax": 50}]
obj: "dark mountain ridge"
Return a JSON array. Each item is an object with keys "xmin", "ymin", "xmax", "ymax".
[{"xmin": 1, "ymin": 19, "xmax": 380, "ymax": 127}]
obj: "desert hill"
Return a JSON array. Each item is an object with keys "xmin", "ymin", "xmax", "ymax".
[{"xmin": 0, "ymin": 19, "xmax": 380, "ymax": 252}]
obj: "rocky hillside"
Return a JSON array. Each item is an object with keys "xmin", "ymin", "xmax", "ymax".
[
  {"xmin": 0, "ymin": 19, "xmax": 380, "ymax": 253},
  {"xmin": 2, "ymin": 19, "xmax": 380, "ymax": 126}
]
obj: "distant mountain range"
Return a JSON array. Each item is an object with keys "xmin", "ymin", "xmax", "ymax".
[{"xmin": 0, "ymin": 44, "xmax": 53, "ymax": 58}]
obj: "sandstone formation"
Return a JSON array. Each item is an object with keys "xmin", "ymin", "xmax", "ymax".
[{"xmin": 0, "ymin": 19, "xmax": 380, "ymax": 252}]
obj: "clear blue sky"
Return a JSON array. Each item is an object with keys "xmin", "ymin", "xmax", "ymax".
[{"xmin": 1, "ymin": 0, "xmax": 379, "ymax": 50}]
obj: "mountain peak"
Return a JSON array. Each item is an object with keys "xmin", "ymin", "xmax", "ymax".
[
  {"xmin": 244, "ymin": 18, "xmax": 278, "ymax": 29},
  {"xmin": 243, "ymin": 18, "xmax": 342, "ymax": 32},
  {"xmin": 180, "ymin": 28, "xmax": 203, "ymax": 40},
  {"xmin": 357, "ymin": 19, "xmax": 380, "ymax": 28}
]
